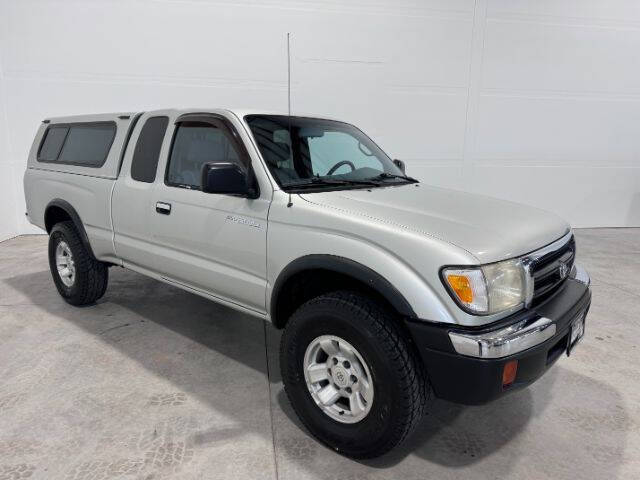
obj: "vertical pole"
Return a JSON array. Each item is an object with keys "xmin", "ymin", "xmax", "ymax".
[
  {"xmin": 287, "ymin": 32, "xmax": 291, "ymax": 117},
  {"xmin": 286, "ymin": 32, "xmax": 294, "ymax": 207}
]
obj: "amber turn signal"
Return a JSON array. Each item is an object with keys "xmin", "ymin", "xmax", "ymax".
[
  {"xmin": 502, "ymin": 360, "xmax": 518, "ymax": 388},
  {"xmin": 446, "ymin": 274, "xmax": 474, "ymax": 303}
]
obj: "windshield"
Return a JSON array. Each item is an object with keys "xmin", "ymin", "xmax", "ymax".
[{"xmin": 245, "ymin": 115, "xmax": 411, "ymax": 190}]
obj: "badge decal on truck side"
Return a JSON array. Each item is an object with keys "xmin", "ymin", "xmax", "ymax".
[{"xmin": 225, "ymin": 214, "xmax": 263, "ymax": 229}]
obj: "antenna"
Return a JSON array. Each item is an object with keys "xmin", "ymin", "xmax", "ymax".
[
  {"xmin": 287, "ymin": 32, "xmax": 292, "ymax": 117},
  {"xmin": 286, "ymin": 32, "xmax": 294, "ymax": 208}
]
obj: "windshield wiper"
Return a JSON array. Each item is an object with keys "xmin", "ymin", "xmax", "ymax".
[
  {"xmin": 372, "ymin": 172, "xmax": 419, "ymax": 183},
  {"xmin": 285, "ymin": 177, "xmax": 380, "ymax": 189}
]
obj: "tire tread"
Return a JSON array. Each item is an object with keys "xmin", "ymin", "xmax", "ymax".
[
  {"xmin": 280, "ymin": 290, "xmax": 431, "ymax": 459},
  {"xmin": 49, "ymin": 221, "xmax": 108, "ymax": 306}
]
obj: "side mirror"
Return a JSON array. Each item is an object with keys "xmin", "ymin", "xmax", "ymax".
[
  {"xmin": 201, "ymin": 162, "xmax": 258, "ymax": 198},
  {"xmin": 393, "ymin": 159, "xmax": 406, "ymax": 174}
]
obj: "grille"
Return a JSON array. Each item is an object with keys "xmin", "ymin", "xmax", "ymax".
[{"xmin": 530, "ymin": 235, "xmax": 575, "ymax": 305}]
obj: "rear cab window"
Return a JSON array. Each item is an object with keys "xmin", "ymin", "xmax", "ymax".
[
  {"xmin": 130, "ymin": 117, "xmax": 169, "ymax": 183},
  {"xmin": 38, "ymin": 122, "xmax": 116, "ymax": 167}
]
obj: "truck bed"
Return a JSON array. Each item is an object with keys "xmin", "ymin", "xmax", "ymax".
[{"xmin": 24, "ymin": 112, "xmax": 139, "ymax": 263}]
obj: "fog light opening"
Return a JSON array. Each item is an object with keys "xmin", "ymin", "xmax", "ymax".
[{"xmin": 502, "ymin": 360, "xmax": 518, "ymax": 389}]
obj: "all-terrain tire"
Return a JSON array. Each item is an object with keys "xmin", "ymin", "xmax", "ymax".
[
  {"xmin": 48, "ymin": 221, "xmax": 108, "ymax": 306},
  {"xmin": 280, "ymin": 290, "xmax": 430, "ymax": 459}
]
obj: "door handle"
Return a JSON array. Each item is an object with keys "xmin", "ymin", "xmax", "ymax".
[{"xmin": 156, "ymin": 202, "xmax": 171, "ymax": 215}]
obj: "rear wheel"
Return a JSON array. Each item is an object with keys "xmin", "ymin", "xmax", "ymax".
[
  {"xmin": 48, "ymin": 221, "xmax": 108, "ymax": 306},
  {"xmin": 280, "ymin": 290, "xmax": 430, "ymax": 458}
]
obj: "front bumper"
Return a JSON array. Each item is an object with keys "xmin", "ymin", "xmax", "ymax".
[{"xmin": 406, "ymin": 273, "xmax": 591, "ymax": 405}]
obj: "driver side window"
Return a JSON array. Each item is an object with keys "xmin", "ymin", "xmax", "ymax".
[
  {"xmin": 166, "ymin": 121, "xmax": 241, "ymax": 189},
  {"xmin": 308, "ymin": 131, "xmax": 383, "ymax": 176}
]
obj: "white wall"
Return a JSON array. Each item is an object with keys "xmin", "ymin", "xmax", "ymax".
[
  {"xmin": 1, "ymin": 0, "xmax": 638, "ymax": 241},
  {"xmin": 0, "ymin": 47, "xmax": 19, "ymax": 241}
]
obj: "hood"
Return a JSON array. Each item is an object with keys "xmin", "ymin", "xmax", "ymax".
[{"xmin": 300, "ymin": 184, "xmax": 570, "ymax": 263}]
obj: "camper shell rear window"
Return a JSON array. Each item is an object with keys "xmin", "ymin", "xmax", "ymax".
[{"xmin": 38, "ymin": 122, "xmax": 116, "ymax": 168}]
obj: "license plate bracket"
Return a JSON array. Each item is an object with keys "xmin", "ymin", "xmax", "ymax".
[{"xmin": 567, "ymin": 312, "xmax": 586, "ymax": 356}]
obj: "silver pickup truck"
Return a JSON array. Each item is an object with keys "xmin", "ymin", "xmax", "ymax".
[{"xmin": 24, "ymin": 108, "xmax": 591, "ymax": 458}]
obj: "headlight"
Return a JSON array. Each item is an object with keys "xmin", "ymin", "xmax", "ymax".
[{"xmin": 442, "ymin": 259, "xmax": 526, "ymax": 315}]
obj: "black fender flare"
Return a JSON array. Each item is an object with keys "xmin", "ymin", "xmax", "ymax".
[
  {"xmin": 44, "ymin": 199, "xmax": 97, "ymax": 260},
  {"xmin": 270, "ymin": 254, "xmax": 417, "ymax": 323}
]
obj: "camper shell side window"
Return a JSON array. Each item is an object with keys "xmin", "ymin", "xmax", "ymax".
[{"xmin": 37, "ymin": 122, "xmax": 117, "ymax": 168}]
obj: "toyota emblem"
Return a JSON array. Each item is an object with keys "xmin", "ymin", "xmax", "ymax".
[{"xmin": 559, "ymin": 262, "xmax": 569, "ymax": 279}]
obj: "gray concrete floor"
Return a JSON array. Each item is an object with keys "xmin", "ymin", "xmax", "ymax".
[{"xmin": 0, "ymin": 229, "xmax": 638, "ymax": 480}]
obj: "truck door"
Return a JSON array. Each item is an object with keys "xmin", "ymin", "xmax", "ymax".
[
  {"xmin": 148, "ymin": 113, "xmax": 269, "ymax": 314},
  {"xmin": 112, "ymin": 113, "xmax": 170, "ymax": 272}
]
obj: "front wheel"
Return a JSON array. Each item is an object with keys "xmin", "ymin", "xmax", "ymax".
[
  {"xmin": 48, "ymin": 221, "xmax": 108, "ymax": 306},
  {"xmin": 280, "ymin": 291, "xmax": 430, "ymax": 458}
]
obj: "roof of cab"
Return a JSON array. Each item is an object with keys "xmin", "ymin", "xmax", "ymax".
[
  {"xmin": 158, "ymin": 107, "xmax": 343, "ymax": 122},
  {"xmin": 44, "ymin": 108, "xmax": 344, "ymax": 124},
  {"xmin": 44, "ymin": 112, "xmax": 136, "ymax": 123}
]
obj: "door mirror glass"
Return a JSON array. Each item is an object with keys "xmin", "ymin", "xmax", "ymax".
[
  {"xmin": 393, "ymin": 159, "xmax": 406, "ymax": 174},
  {"xmin": 201, "ymin": 162, "xmax": 252, "ymax": 197}
]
